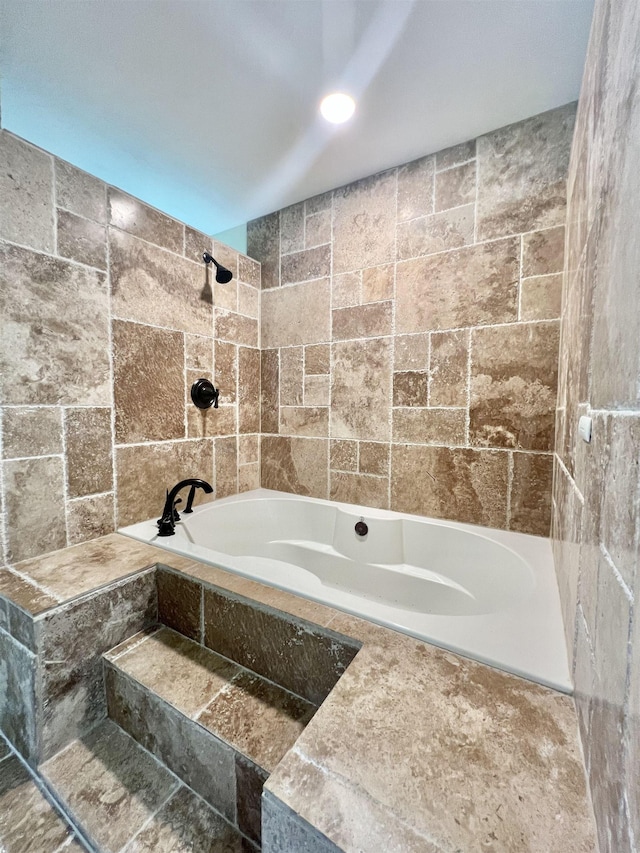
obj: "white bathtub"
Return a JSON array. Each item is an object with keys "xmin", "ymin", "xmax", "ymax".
[{"xmin": 120, "ymin": 488, "xmax": 571, "ymax": 693}]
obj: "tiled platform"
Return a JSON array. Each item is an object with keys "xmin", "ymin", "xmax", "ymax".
[
  {"xmin": 41, "ymin": 721, "xmax": 256, "ymax": 853},
  {"xmin": 0, "ymin": 738, "xmax": 87, "ymax": 853}
]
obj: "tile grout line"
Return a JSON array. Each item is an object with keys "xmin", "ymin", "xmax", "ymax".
[{"xmin": 107, "ymin": 228, "xmax": 119, "ymax": 535}]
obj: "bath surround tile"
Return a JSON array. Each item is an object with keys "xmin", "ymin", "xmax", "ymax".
[
  {"xmin": 280, "ymin": 347, "xmax": 304, "ymax": 406},
  {"xmin": 331, "ymin": 338, "xmax": 392, "ymax": 441},
  {"xmin": 280, "ymin": 202, "xmax": 305, "ymax": 255},
  {"xmin": 262, "ymin": 280, "xmax": 331, "ymax": 348},
  {"xmin": 247, "ymin": 212, "xmax": 279, "ymax": 289},
  {"xmin": 157, "ymin": 570, "xmax": 202, "ymax": 643},
  {"xmin": 429, "ymin": 329, "xmax": 469, "ymax": 407},
  {"xmin": 281, "ymin": 245, "xmax": 331, "ymax": 285},
  {"xmin": 333, "ymin": 170, "xmax": 397, "ymax": 273},
  {"xmin": 330, "ymin": 439, "xmax": 358, "ymax": 472},
  {"xmin": 108, "ymin": 188, "xmax": 184, "ymax": 254},
  {"xmin": 184, "ymin": 225, "xmax": 212, "ymax": 264},
  {"xmin": 332, "ymin": 301, "xmax": 392, "ymax": 341},
  {"xmin": 396, "ymin": 155, "xmax": 434, "ymax": 222},
  {"xmin": 0, "ymin": 242, "xmax": 111, "ymax": 406},
  {"xmin": 434, "ymin": 160, "xmax": 476, "ymax": 211},
  {"xmin": 55, "ymin": 158, "xmax": 107, "ymax": 224},
  {"xmin": 65, "ymin": 407, "xmax": 114, "ymax": 497},
  {"xmin": 436, "ymin": 138, "xmax": 476, "ymax": 170},
  {"xmin": 396, "ymin": 204, "xmax": 475, "ymax": 260},
  {"xmin": 330, "ymin": 472, "xmax": 389, "ymax": 510},
  {"xmin": 1, "ymin": 407, "xmax": 63, "ymax": 459},
  {"xmin": 216, "ymin": 435, "xmax": 239, "ymax": 499},
  {"xmin": 261, "ymin": 436, "xmax": 328, "ymax": 499},
  {"xmin": 66, "ymin": 493, "xmax": 115, "ymax": 545},
  {"xmin": 0, "ymin": 131, "xmax": 54, "ymax": 253},
  {"xmin": 56, "ymin": 209, "xmax": 107, "ymax": 269}
]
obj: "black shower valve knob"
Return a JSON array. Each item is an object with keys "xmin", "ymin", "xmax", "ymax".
[{"xmin": 190, "ymin": 378, "xmax": 220, "ymax": 409}]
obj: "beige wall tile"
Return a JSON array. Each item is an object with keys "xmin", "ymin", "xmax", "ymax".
[
  {"xmin": 361, "ymin": 265, "xmax": 394, "ymax": 303},
  {"xmin": 281, "ymin": 245, "xmax": 330, "ymax": 285},
  {"xmin": 391, "ymin": 446, "xmax": 508, "ymax": 527},
  {"xmin": 239, "ymin": 462, "xmax": 260, "ymax": 493},
  {"xmin": 238, "ymin": 254, "xmax": 261, "ymax": 288},
  {"xmin": 396, "ymin": 238, "xmax": 519, "ymax": 333},
  {"xmin": 110, "ymin": 228, "xmax": 211, "ymax": 336},
  {"xmin": 186, "ymin": 335, "xmax": 213, "ymax": 372},
  {"xmin": 522, "ymin": 226, "xmax": 565, "ymax": 276},
  {"xmin": 393, "ymin": 372, "xmax": 428, "ymax": 407},
  {"xmin": 212, "ymin": 241, "xmax": 239, "ymax": 279},
  {"xmin": 333, "ymin": 170, "xmax": 396, "ymax": 273},
  {"xmin": 214, "ymin": 340, "xmax": 237, "ymax": 404},
  {"xmin": 262, "ymin": 280, "xmax": 330, "ymax": 347},
  {"xmin": 5, "ymin": 457, "xmax": 67, "ymax": 562},
  {"xmin": 184, "ymin": 226, "xmax": 211, "ymax": 264},
  {"xmin": 113, "ymin": 320, "xmax": 185, "ymax": 444},
  {"xmin": 55, "ymin": 159, "xmax": 107, "ymax": 224},
  {"xmin": 397, "ymin": 156, "xmax": 434, "ymax": 222},
  {"xmin": 332, "ymin": 271, "xmax": 361, "ymax": 308},
  {"xmin": 330, "ymin": 439, "xmax": 358, "ymax": 472},
  {"xmin": 215, "ymin": 436, "xmax": 238, "ymax": 499},
  {"xmin": 509, "ymin": 452, "xmax": 553, "ymax": 536},
  {"xmin": 238, "ymin": 347, "xmax": 260, "ymax": 434},
  {"xmin": 56, "ymin": 210, "xmax": 107, "ymax": 269},
  {"xmin": 330, "ymin": 472, "xmax": 389, "ymax": 510},
  {"xmin": 0, "ymin": 242, "xmax": 110, "ymax": 406},
  {"xmin": 247, "ymin": 212, "xmax": 279, "ymax": 289},
  {"xmin": 306, "ymin": 192, "xmax": 332, "ymax": 216},
  {"xmin": 305, "ymin": 344, "xmax": 330, "ymax": 375},
  {"xmin": 359, "ymin": 442, "xmax": 389, "ymax": 477},
  {"xmin": 436, "ymin": 139, "xmax": 476, "ymax": 171},
  {"xmin": 116, "ymin": 440, "xmax": 213, "ymax": 527},
  {"xmin": 65, "ymin": 408, "xmax": 113, "ymax": 498},
  {"xmin": 280, "ymin": 406, "xmax": 329, "ymax": 437},
  {"xmin": 332, "ymin": 302, "xmax": 392, "ymax": 341},
  {"xmin": 392, "ymin": 408, "xmax": 466, "ymax": 445},
  {"xmin": 238, "ymin": 282, "xmax": 259, "ymax": 318},
  {"xmin": 304, "ymin": 375, "xmax": 330, "ymax": 407},
  {"xmin": 477, "ymin": 103, "xmax": 576, "ymax": 241},
  {"xmin": 305, "ymin": 210, "xmax": 331, "ymax": 248},
  {"xmin": 331, "ymin": 338, "xmax": 392, "ymax": 441},
  {"xmin": 397, "ymin": 204, "xmax": 475, "ymax": 260},
  {"xmin": 394, "ymin": 334, "xmax": 429, "ymax": 371},
  {"xmin": 214, "ymin": 309, "xmax": 258, "ymax": 348},
  {"xmin": 67, "ymin": 494, "xmax": 115, "ymax": 545},
  {"xmin": 280, "ymin": 203, "xmax": 305, "ymax": 255},
  {"xmin": 2, "ymin": 408, "xmax": 63, "ymax": 459},
  {"xmin": 261, "ymin": 349, "xmax": 279, "ymax": 434},
  {"xmin": 280, "ymin": 347, "xmax": 303, "ymax": 406},
  {"xmin": 470, "ymin": 322, "xmax": 559, "ymax": 450},
  {"xmin": 429, "ymin": 330, "xmax": 469, "ymax": 407},
  {"xmin": 108, "ymin": 188, "xmax": 183, "ymax": 253},
  {"xmin": 239, "ymin": 434, "xmax": 260, "ymax": 465},
  {"xmin": 261, "ymin": 436, "xmax": 328, "ymax": 499},
  {"xmin": 435, "ymin": 161, "xmax": 476, "ymax": 212},
  {"xmin": 214, "ymin": 277, "xmax": 237, "ymax": 312},
  {"xmin": 0, "ymin": 131, "xmax": 54, "ymax": 252},
  {"xmin": 520, "ymin": 274, "xmax": 563, "ymax": 320}
]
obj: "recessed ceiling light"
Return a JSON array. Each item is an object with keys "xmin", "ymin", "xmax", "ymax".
[{"xmin": 320, "ymin": 93, "xmax": 356, "ymax": 124}]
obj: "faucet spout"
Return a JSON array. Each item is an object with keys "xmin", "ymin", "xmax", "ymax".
[{"xmin": 157, "ymin": 478, "xmax": 213, "ymax": 536}]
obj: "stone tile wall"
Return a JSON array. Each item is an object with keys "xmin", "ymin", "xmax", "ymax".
[
  {"xmin": 0, "ymin": 130, "xmax": 261, "ymax": 565},
  {"xmin": 249, "ymin": 104, "xmax": 576, "ymax": 535},
  {"xmin": 552, "ymin": 0, "xmax": 640, "ymax": 849}
]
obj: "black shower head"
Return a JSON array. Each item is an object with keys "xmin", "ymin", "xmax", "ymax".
[{"xmin": 202, "ymin": 252, "xmax": 233, "ymax": 283}]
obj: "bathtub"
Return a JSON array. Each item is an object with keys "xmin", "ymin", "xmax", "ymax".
[{"xmin": 119, "ymin": 488, "xmax": 571, "ymax": 693}]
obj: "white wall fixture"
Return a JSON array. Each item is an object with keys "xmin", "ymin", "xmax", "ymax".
[{"xmin": 578, "ymin": 415, "xmax": 592, "ymax": 443}]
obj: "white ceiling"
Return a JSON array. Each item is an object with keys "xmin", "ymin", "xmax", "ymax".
[{"xmin": 0, "ymin": 0, "xmax": 594, "ymax": 237}]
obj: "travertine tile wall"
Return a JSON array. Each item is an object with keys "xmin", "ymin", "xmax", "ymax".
[
  {"xmin": 249, "ymin": 104, "xmax": 576, "ymax": 536},
  {"xmin": 552, "ymin": 0, "xmax": 640, "ymax": 849},
  {"xmin": 0, "ymin": 129, "xmax": 261, "ymax": 565}
]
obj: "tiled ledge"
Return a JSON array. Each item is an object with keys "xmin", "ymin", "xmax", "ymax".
[{"xmin": 0, "ymin": 533, "xmax": 598, "ymax": 851}]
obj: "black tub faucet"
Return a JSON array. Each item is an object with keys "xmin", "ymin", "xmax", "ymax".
[{"xmin": 157, "ymin": 478, "xmax": 213, "ymax": 537}]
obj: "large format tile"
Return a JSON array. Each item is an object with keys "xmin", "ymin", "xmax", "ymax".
[
  {"xmin": 110, "ymin": 228, "xmax": 211, "ymax": 335},
  {"xmin": 42, "ymin": 720, "xmax": 178, "ymax": 853},
  {"xmin": 0, "ymin": 242, "xmax": 110, "ymax": 405},
  {"xmin": 109, "ymin": 188, "xmax": 184, "ymax": 253},
  {"xmin": 261, "ymin": 436, "xmax": 328, "ymax": 499},
  {"xmin": 197, "ymin": 671, "xmax": 315, "ymax": 772},
  {"xmin": 113, "ymin": 320, "xmax": 185, "ymax": 443},
  {"xmin": 476, "ymin": 103, "xmax": 576, "ymax": 240},
  {"xmin": 391, "ymin": 445, "xmax": 509, "ymax": 528},
  {"xmin": 0, "ymin": 754, "xmax": 76, "ymax": 853},
  {"xmin": 64, "ymin": 407, "xmax": 113, "ymax": 497},
  {"xmin": 331, "ymin": 338, "xmax": 392, "ymax": 441},
  {"xmin": 333, "ymin": 170, "xmax": 396, "ymax": 273},
  {"xmin": 56, "ymin": 209, "xmax": 107, "ymax": 269},
  {"xmin": 0, "ymin": 131, "xmax": 54, "ymax": 252},
  {"xmin": 469, "ymin": 321, "xmax": 559, "ymax": 450},
  {"xmin": 55, "ymin": 159, "xmax": 107, "ymax": 223},
  {"xmin": 1, "ymin": 407, "xmax": 63, "ymax": 459},
  {"xmin": 124, "ymin": 786, "xmax": 255, "ymax": 853},
  {"xmin": 4, "ymin": 457, "xmax": 67, "ymax": 563},
  {"xmin": 203, "ymin": 587, "xmax": 359, "ymax": 706},
  {"xmin": 396, "ymin": 237, "xmax": 519, "ymax": 333},
  {"xmin": 116, "ymin": 439, "xmax": 214, "ymax": 527},
  {"xmin": 262, "ymin": 280, "xmax": 331, "ymax": 348}
]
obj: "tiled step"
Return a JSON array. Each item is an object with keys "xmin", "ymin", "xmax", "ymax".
[
  {"xmin": 103, "ymin": 626, "xmax": 317, "ymax": 847},
  {"xmin": 40, "ymin": 719, "xmax": 256, "ymax": 853},
  {"xmin": 0, "ymin": 738, "xmax": 88, "ymax": 853}
]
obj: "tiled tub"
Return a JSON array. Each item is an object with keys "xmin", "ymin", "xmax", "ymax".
[{"xmin": 120, "ymin": 488, "xmax": 571, "ymax": 692}]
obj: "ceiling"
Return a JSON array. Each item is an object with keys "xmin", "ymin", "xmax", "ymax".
[{"xmin": 0, "ymin": 0, "xmax": 594, "ymax": 241}]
